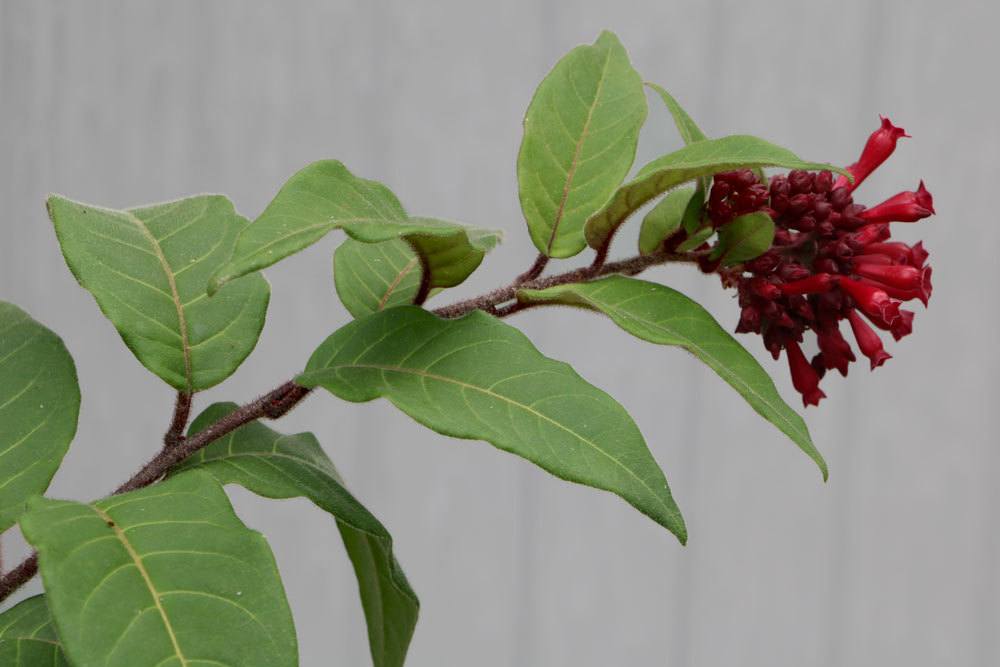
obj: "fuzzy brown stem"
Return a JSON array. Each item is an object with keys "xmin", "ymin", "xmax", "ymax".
[{"xmin": 163, "ymin": 391, "xmax": 193, "ymax": 449}]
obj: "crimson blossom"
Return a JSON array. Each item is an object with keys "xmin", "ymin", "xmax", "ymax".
[{"xmin": 699, "ymin": 117, "xmax": 935, "ymax": 406}]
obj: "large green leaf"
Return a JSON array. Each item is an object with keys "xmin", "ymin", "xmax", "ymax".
[
  {"xmin": 46, "ymin": 195, "xmax": 270, "ymax": 391},
  {"xmin": 20, "ymin": 470, "xmax": 297, "ymax": 667},
  {"xmin": 583, "ymin": 135, "xmax": 848, "ymax": 251},
  {"xmin": 711, "ymin": 212, "xmax": 775, "ymax": 266},
  {"xmin": 0, "ymin": 595, "xmax": 69, "ymax": 666},
  {"xmin": 518, "ymin": 277, "xmax": 827, "ymax": 479},
  {"xmin": 517, "ymin": 31, "xmax": 647, "ymax": 258},
  {"xmin": 0, "ymin": 302, "xmax": 79, "ymax": 533},
  {"xmin": 173, "ymin": 402, "xmax": 419, "ymax": 667},
  {"xmin": 211, "ymin": 160, "xmax": 499, "ymax": 292},
  {"xmin": 637, "ymin": 187, "xmax": 695, "ymax": 255},
  {"xmin": 334, "ymin": 238, "xmax": 424, "ymax": 318},
  {"xmin": 298, "ymin": 306, "xmax": 685, "ymax": 542}
]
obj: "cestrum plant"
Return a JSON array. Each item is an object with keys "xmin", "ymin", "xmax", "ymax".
[{"xmin": 0, "ymin": 31, "xmax": 935, "ymax": 667}]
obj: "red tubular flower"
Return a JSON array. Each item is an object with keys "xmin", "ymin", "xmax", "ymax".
[
  {"xmin": 847, "ymin": 310, "xmax": 892, "ymax": 369},
  {"xmin": 817, "ymin": 327, "xmax": 856, "ymax": 376},
  {"xmin": 839, "ymin": 278, "xmax": 901, "ymax": 324},
  {"xmin": 858, "ymin": 181, "xmax": 935, "ymax": 224},
  {"xmin": 834, "ymin": 116, "xmax": 909, "ymax": 191},
  {"xmin": 779, "ymin": 273, "xmax": 838, "ymax": 296},
  {"xmin": 853, "ymin": 263, "xmax": 929, "ymax": 290},
  {"xmin": 786, "ymin": 341, "xmax": 826, "ymax": 407}
]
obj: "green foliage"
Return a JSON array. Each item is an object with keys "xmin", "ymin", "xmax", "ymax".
[
  {"xmin": 298, "ymin": 306, "xmax": 686, "ymax": 542},
  {"xmin": 46, "ymin": 195, "xmax": 270, "ymax": 391},
  {"xmin": 211, "ymin": 160, "xmax": 499, "ymax": 293},
  {"xmin": 0, "ymin": 302, "xmax": 79, "ymax": 533},
  {"xmin": 711, "ymin": 212, "xmax": 776, "ymax": 265},
  {"xmin": 646, "ymin": 82, "xmax": 708, "ymax": 145},
  {"xmin": 584, "ymin": 135, "xmax": 848, "ymax": 251},
  {"xmin": 20, "ymin": 471, "xmax": 297, "ymax": 667},
  {"xmin": 334, "ymin": 238, "xmax": 424, "ymax": 318},
  {"xmin": 519, "ymin": 277, "xmax": 827, "ymax": 478},
  {"xmin": 518, "ymin": 31, "xmax": 647, "ymax": 258},
  {"xmin": 638, "ymin": 187, "xmax": 695, "ymax": 255},
  {"xmin": 174, "ymin": 402, "xmax": 419, "ymax": 667},
  {"xmin": 0, "ymin": 596, "xmax": 69, "ymax": 666}
]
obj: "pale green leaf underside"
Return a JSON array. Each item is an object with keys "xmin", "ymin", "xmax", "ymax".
[
  {"xmin": 517, "ymin": 30, "xmax": 648, "ymax": 258},
  {"xmin": 712, "ymin": 212, "xmax": 775, "ymax": 265},
  {"xmin": 174, "ymin": 402, "xmax": 419, "ymax": 667},
  {"xmin": 210, "ymin": 160, "xmax": 499, "ymax": 293},
  {"xmin": 646, "ymin": 82, "xmax": 707, "ymax": 144},
  {"xmin": 298, "ymin": 306, "xmax": 685, "ymax": 542},
  {"xmin": 638, "ymin": 187, "xmax": 695, "ymax": 255},
  {"xmin": 0, "ymin": 595, "xmax": 69, "ymax": 666},
  {"xmin": 334, "ymin": 238, "xmax": 424, "ymax": 318},
  {"xmin": 0, "ymin": 302, "xmax": 80, "ymax": 533},
  {"xmin": 584, "ymin": 134, "xmax": 849, "ymax": 250},
  {"xmin": 518, "ymin": 277, "xmax": 827, "ymax": 479},
  {"xmin": 47, "ymin": 195, "xmax": 270, "ymax": 391},
  {"xmin": 676, "ymin": 226, "xmax": 715, "ymax": 252},
  {"xmin": 20, "ymin": 470, "xmax": 297, "ymax": 667}
]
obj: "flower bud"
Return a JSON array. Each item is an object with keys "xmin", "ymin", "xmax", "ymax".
[
  {"xmin": 847, "ymin": 310, "xmax": 891, "ymax": 369},
  {"xmin": 786, "ymin": 341, "xmax": 826, "ymax": 407}
]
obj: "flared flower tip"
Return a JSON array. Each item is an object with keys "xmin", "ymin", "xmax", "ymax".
[
  {"xmin": 834, "ymin": 116, "xmax": 909, "ymax": 192},
  {"xmin": 847, "ymin": 310, "xmax": 892, "ymax": 370},
  {"xmin": 786, "ymin": 341, "xmax": 827, "ymax": 407}
]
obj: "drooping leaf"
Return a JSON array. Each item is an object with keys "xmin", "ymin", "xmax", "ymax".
[
  {"xmin": 518, "ymin": 277, "xmax": 827, "ymax": 479},
  {"xmin": 173, "ymin": 402, "xmax": 419, "ymax": 667},
  {"xmin": 646, "ymin": 82, "xmax": 707, "ymax": 145},
  {"xmin": 583, "ymin": 135, "xmax": 848, "ymax": 251},
  {"xmin": 46, "ymin": 195, "xmax": 270, "ymax": 391},
  {"xmin": 0, "ymin": 302, "xmax": 80, "ymax": 533},
  {"xmin": 210, "ymin": 161, "xmax": 499, "ymax": 293},
  {"xmin": 711, "ymin": 212, "xmax": 775, "ymax": 266},
  {"xmin": 681, "ymin": 184, "xmax": 708, "ymax": 234},
  {"xmin": 517, "ymin": 31, "xmax": 647, "ymax": 258},
  {"xmin": 0, "ymin": 595, "xmax": 69, "ymax": 666},
  {"xmin": 638, "ymin": 187, "xmax": 695, "ymax": 255},
  {"xmin": 334, "ymin": 239, "xmax": 424, "ymax": 318},
  {"xmin": 298, "ymin": 306, "xmax": 686, "ymax": 542},
  {"xmin": 20, "ymin": 470, "xmax": 298, "ymax": 667}
]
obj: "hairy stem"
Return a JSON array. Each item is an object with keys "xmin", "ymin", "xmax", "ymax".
[
  {"xmin": 0, "ymin": 246, "xmax": 698, "ymax": 604},
  {"xmin": 163, "ymin": 391, "xmax": 193, "ymax": 449}
]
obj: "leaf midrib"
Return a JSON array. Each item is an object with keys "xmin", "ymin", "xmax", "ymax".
[
  {"xmin": 330, "ymin": 361, "xmax": 679, "ymax": 523},
  {"xmin": 91, "ymin": 505, "xmax": 189, "ymax": 666},
  {"xmin": 126, "ymin": 212, "xmax": 193, "ymax": 390},
  {"xmin": 545, "ymin": 44, "xmax": 615, "ymax": 255}
]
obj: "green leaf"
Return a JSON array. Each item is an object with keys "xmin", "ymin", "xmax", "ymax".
[
  {"xmin": 710, "ymin": 212, "xmax": 775, "ymax": 265},
  {"xmin": 211, "ymin": 161, "xmax": 499, "ymax": 293},
  {"xmin": 637, "ymin": 187, "xmax": 694, "ymax": 255},
  {"xmin": 646, "ymin": 82, "xmax": 707, "ymax": 144},
  {"xmin": 174, "ymin": 402, "xmax": 419, "ymax": 667},
  {"xmin": 518, "ymin": 277, "xmax": 827, "ymax": 479},
  {"xmin": 0, "ymin": 639, "xmax": 68, "ymax": 667},
  {"xmin": 298, "ymin": 306, "xmax": 685, "ymax": 542},
  {"xmin": 675, "ymin": 226, "xmax": 715, "ymax": 252},
  {"xmin": 334, "ymin": 238, "xmax": 424, "ymax": 318},
  {"xmin": 517, "ymin": 31, "xmax": 647, "ymax": 258},
  {"xmin": 0, "ymin": 595, "xmax": 70, "ymax": 666},
  {"xmin": 583, "ymin": 135, "xmax": 849, "ymax": 251},
  {"xmin": 20, "ymin": 470, "xmax": 298, "ymax": 667},
  {"xmin": 681, "ymin": 185, "xmax": 707, "ymax": 234},
  {"xmin": 46, "ymin": 195, "xmax": 270, "ymax": 392},
  {"xmin": 0, "ymin": 302, "xmax": 80, "ymax": 533}
]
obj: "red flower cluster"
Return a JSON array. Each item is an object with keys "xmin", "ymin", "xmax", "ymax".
[{"xmin": 707, "ymin": 118, "xmax": 934, "ymax": 406}]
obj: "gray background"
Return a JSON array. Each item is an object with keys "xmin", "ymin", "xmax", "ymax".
[{"xmin": 0, "ymin": 1, "xmax": 995, "ymax": 665}]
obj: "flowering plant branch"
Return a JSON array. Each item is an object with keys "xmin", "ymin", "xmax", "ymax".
[{"xmin": 0, "ymin": 30, "xmax": 934, "ymax": 667}]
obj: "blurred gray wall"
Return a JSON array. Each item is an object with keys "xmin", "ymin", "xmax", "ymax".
[{"xmin": 1, "ymin": 1, "xmax": 996, "ymax": 665}]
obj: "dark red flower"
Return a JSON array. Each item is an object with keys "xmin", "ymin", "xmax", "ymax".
[
  {"xmin": 847, "ymin": 310, "xmax": 892, "ymax": 369},
  {"xmin": 834, "ymin": 116, "xmax": 909, "ymax": 191},
  {"xmin": 690, "ymin": 116, "xmax": 934, "ymax": 406},
  {"xmin": 786, "ymin": 341, "xmax": 826, "ymax": 407},
  {"xmin": 859, "ymin": 181, "xmax": 935, "ymax": 223}
]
